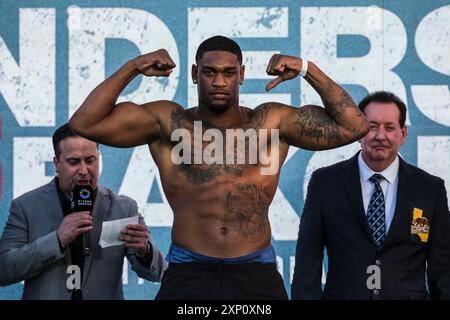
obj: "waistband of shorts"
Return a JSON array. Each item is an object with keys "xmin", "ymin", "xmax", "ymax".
[
  {"xmin": 166, "ymin": 243, "xmax": 276, "ymax": 264},
  {"xmin": 167, "ymin": 262, "xmax": 278, "ymax": 271}
]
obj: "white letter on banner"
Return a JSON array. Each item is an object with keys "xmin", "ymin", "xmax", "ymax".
[
  {"xmin": 412, "ymin": 5, "xmax": 450, "ymax": 127},
  {"xmin": 13, "ymin": 137, "xmax": 53, "ymax": 198},
  {"xmin": 417, "ymin": 136, "xmax": 450, "ymax": 207},
  {"xmin": 0, "ymin": 9, "xmax": 55, "ymax": 126},
  {"xmin": 300, "ymin": 7, "xmax": 409, "ymax": 125},
  {"xmin": 68, "ymin": 7, "xmax": 179, "ymax": 118}
]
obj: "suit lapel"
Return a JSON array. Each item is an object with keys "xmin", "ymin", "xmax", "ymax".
[
  {"xmin": 339, "ymin": 153, "xmax": 374, "ymax": 241},
  {"xmin": 41, "ymin": 178, "xmax": 71, "ymax": 265},
  {"xmin": 384, "ymin": 157, "xmax": 413, "ymax": 245},
  {"xmin": 41, "ymin": 179, "xmax": 64, "ymax": 230},
  {"xmin": 82, "ymin": 186, "xmax": 111, "ymax": 286}
]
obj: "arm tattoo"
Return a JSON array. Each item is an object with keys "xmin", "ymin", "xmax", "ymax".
[
  {"xmin": 335, "ymin": 91, "xmax": 366, "ymax": 136},
  {"xmin": 327, "ymin": 91, "xmax": 363, "ymax": 130},
  {"xmin": 242, "ymin": 104, "xmax": 271, "ymax": 130},
  {"xmin": 306, "ymin": 73, "xmax": 366, "ymax": 138},
  {"xmin": 295, "ymin": 107, "xmax": 343, "ymax": 146},
  {"xmin": 226, "ymin": 183, "xmax": 271, "ymax": 242}
]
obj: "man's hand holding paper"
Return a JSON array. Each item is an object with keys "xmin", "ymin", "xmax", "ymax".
[{"xmin": 119, "ymin": 223, "xmax": 150, "ymax": 256}]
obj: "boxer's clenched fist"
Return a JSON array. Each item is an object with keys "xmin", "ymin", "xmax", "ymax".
[
  {"xmin": 265, "ymin": 54, "xmax": 303, "ymax": 92},
  {"xmin": 133, "ymin": 49, "xmax": 176, "ymax": 77}
]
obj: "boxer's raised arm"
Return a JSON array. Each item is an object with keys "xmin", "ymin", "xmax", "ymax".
[
  {"xmin": 69, "ymin": 49, "xmax": 177, "ymax": 147},
  {"xmin": 265, "ymin": 55, "xmax": 369, "ymax": 150}
]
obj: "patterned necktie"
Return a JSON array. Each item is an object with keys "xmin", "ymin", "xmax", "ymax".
[{"xmin": 367, "ymin": 173, "xmax": 386, "ymax": 248}]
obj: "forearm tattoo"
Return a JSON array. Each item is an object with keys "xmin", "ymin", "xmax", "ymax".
[
  {"xmin": 295, "ymin": 107, "xmax": 343, "ymax": 146},
  {"xmin": 306, "ymin": 74, "xmax": 366, "ymax": 138}
]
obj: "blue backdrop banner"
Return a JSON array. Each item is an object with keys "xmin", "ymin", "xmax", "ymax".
[{"xmin": 0, "ymin": 0, "xmax": 449, "ymax": 299}]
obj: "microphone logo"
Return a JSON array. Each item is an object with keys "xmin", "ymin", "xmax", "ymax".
[
  {"xmin": 79, "ymin": 188, "xmax": 91, "ymax": 199},
  {"xmin": 71, "ymin": 185, "xmax": 94, "ymax": 211}
]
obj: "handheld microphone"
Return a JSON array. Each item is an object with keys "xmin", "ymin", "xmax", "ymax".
[{"xmin": 70, "ymin": 185, "xmax": 95, "ymax": 256}]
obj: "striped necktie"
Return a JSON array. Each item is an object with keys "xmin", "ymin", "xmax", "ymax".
[{"xmin": 367, "ymin": 174, "xmax": 386, "ymax": 248}]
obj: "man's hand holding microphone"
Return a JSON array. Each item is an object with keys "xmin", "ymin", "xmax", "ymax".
[{"xmin": 57, "ymin": 212, "xmax": 93, "ymax": 248}]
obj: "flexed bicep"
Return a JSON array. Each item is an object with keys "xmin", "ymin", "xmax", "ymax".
[
  {"xmin": 77, "ymin": 101, "xmax": 159, "ymax": 147},
  {"xmin": 69, "ymin": 49, "xmax": 178, "ymax": 147},
  {"xmin": 70, "ymin": 100, "xmax": 179, "ymax": 148}
]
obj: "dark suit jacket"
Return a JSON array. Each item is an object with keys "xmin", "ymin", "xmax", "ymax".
[
  {"xmin": 291, "ymin": 153, "xmax": 450, "ymax": 300},
  {"xmin": 0, "ymin": 179, "xmax": 167, "ymax": 299}
]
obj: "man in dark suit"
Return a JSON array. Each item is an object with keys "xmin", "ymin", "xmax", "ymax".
[
  {"xmin": 0, "ymin": 124, "xmax": 167, "ymax": 299},
  {"xmin": 291, "ymin": 91, "xmax": 450, "ymax": 300}
]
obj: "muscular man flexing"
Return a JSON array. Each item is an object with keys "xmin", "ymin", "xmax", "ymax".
[{"xmin": 69, "ymin": 36, "xmax": 369, "ymax": 299}]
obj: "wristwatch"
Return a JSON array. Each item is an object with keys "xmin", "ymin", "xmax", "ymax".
[{"xmin": 135, "ymin": 241, "xmax": 151, "ymax": 258}]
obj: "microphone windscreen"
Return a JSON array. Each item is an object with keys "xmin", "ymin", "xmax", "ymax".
[{"xmin": 70, "ymin": 185, "xmax": 94, "ymax": 212}]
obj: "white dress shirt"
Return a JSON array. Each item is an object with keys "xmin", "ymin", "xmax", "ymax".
[{"xmin": 358, "ymin": 153, "xmax": 399, "ymax": 233}]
